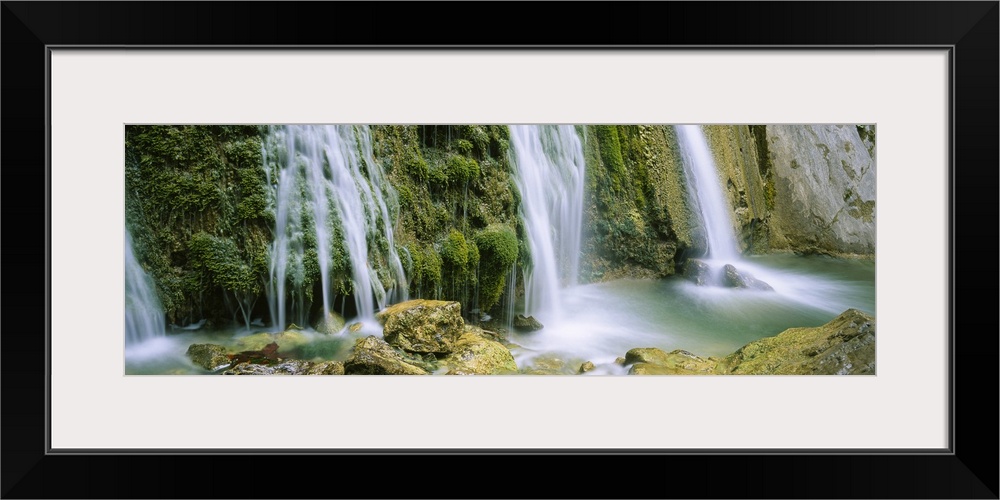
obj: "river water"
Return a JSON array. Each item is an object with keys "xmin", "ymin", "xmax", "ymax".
[{"xmin": 125, "ymin": 253, "xmax": 873, "ymax": 375}]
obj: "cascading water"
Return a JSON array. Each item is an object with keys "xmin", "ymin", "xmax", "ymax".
[
  {"xmin": 674, "ymin": 125, "xmax": 845, "ymax": 312},
  {"xmin": 675, "ymin": 125, "xmax": 740, "ymax": 262},
  {"xmin": 265, "ymin": 125, "xmax": 407, "ymax": 330},
  {"xmin": 509, "ymin": 125, "xmax": 586, "ymax": 324},
  {"xmin": 125, "ymin": 229, "xmax": 166, "ymax": 345}
]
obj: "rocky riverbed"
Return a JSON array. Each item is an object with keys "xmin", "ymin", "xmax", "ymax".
[{"xmin": 185, "ymin": 299, "xmax": 875, "ymax": 376}]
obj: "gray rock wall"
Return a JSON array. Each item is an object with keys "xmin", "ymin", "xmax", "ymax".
[{"xmin": 764, "ymin": 125, "xmax": 876, "ymax": 257}]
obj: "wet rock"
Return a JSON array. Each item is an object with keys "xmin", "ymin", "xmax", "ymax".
[
  {"xmin": 628, "ymin": 363, "xmax": 691, "ymax": 375},
  {"xmin": 624, "ymin": 347, "xmax": 673, "ymax": 366},
  {"xmin": 442, "ymin": 330, "xmax": 517, "ymax": 375},
  {"xmin": 518, "ymin": 353, "xmax": 581, "ymax": 375},
  {"xmin": 723, "ymin": 264, "xmax": 774, "ymax": 291},
  {"xmin": 579, "ymin": 361, "xmax": 596, "ymax": 374},
  {"xmin": 717, "ymin": 308, "xmax": 876, "ymax": 375},
  {"xmin": 313, "ymin": 312, "xmax": 346, "ymax": 335},
  {"xmin": 228, "ymin": 342, "xmax": 281, "ymax": 366},
  {"xmin": 224, "ymin": 359, "xmax": 345, "ymax": 375},
  {"xmin": 305, "ymin": 361, "xmax": 346, "ymax": 375},
  {"xmin": 513, "ymin": 314, "xmax": 544, "ymax": 332},
  {"xmin": 683, "ymin": 259, "xmax": 712, "ymax": 286},
  {"xmin": 234, "ymin": 330, "xmax": 310, "ymax": 352},
  {"xmin": 624, "ymin": 347, "xmax": 715, "ymax": 374},
  {"xmin": 186, "ymin": 344, "xmax": 231, "ymax": 371},
  {"xmin": 343, "ymin": 336, "xmax": 429, "ymax": 375},
  {"xmin": 348, "ymin": 322, "xmax": 363, "ymax": 333},
  {"xmin": 615, "ymin": 357, "xmax": 627, "ymax": 366},
  {"xmin": 376, "ymin": 299, "xmax": 464, "ymax": 354}
]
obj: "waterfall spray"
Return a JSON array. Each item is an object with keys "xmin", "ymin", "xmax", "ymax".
[
  {"xmin": 265, "ymin": 125, "xmax": 407, "ymax": 330},
  {"xmin": 509, "ymin": 125, "xmax": 586, "ymax": 324},
  {"xmin": 675, "ymin": 125, "xmax": 740, "ymax": 262},
  {"xmin": 125, "ymin": 229, "xmax": 166, "ymax": 345}
]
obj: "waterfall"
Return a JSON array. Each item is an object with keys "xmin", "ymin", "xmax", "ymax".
[
  {"xmin": 125, "ymin": 229, "xmax": 166, "ymax": 345},
  {"xmin": 509, "ymin": 125, "xmax": 586, "ymax": 324},
  {"xmin": 265, "ymin": 125, "xmax": 407, "ymax": 330},
  {"xmin": 675, "ymin": 125, "xmax": 740, "ymax": 261}
]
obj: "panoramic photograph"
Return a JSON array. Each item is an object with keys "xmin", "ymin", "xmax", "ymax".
[{"xmin": 124, "ymin": 124, "xmax": 876, "ymax": 375}]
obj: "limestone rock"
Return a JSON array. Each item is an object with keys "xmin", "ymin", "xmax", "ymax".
[
  {"xmin": 722, "ymin": 264, "xmax": 774, "ymax": 291},
  {"xmin": 313, "ymin": 312, "xmax": 346, "ymax": 335},
  {"xmin": 624, "ymin": 347, "xmax": 715, "ymax": 374},
  {"xmin": 343, "ymin": 336, "xmax": 429, "ymax": 375},
  {"xmin": 717, "ymin": 308, "xmax": 876, "ymax": 375},
  {"xmin": 376, "ymin": 299, "xmax": 464, "ymax": 354},
  {"xmin": 765, "ymin": 125, "xmax": 876, "ymax": 256},
  {"xmin": 513, "ymin": 314, "xmax": 544, "ymax": 332},
  {"xmin": 441, "ymin": 330, "xmax": 517, "ymax": 375},
  {"xmin": 234, "ymin": 331, "xmax": 309, "ymax": 352},
  {"xmin": 683, "ymin": 259, "xmax": 712, "ymax": 286},
  {"xmin": 186, "ymin": 344, "xmax": 231, "ymax": 371}
]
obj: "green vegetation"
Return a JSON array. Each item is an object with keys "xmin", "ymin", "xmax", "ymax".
[
  {"xmin": 473, "ymin": 224, "xmax": 519, "ymax": 312},
  {"xmin": 125, "ymin": 125, "xmax": 270, "ymax": 325},
  {"xmin": 125, "ymin": 123, "xmax": 874, "ymax": 332}
]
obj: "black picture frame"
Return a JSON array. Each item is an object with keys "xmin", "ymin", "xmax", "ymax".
[{"xmin": 3, "ymin": 2, "xmax": 996, "ymax": 498}]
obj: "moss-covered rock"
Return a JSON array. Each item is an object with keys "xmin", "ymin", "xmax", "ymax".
[
  {"xmin": 580, "ymin": 125, "xmax": 690, "ymax": 282},
  {"xmin": 125, "ymin": 125, "xmax": 270, "ymax": 326},
  {"xmin": 313, "ymin": 312, "xmax": 346, "ymax": 335},
  {"xmin": 441, "ymin": 329, "xmax": 517, "ymax": 375},
  {"xmin": 513, "ymin": 314, "xmax": 543, "ymax": 332},
  {"xmin": 376, "ymin": 299, "xmax": 465, "ymax": 354},
  {"xmin": 343, "ymin": 336, "xmax": 429, "ymax": 375},
  {"xmin": 473, "ymin": 224, "xmax": 519, "ymax": 313},
  {"xmin": 579, "ymin": 361, "xmax": 596, "ymax": 374},
  {"xmin": 717, "ymin": 308, "xmax": 876, "ymax": 375},
  {"xmin": 624, "ymin": 347, "xmax": 715, "ymax": 374},
  {"xmin": 186, "ymin": 344, "xmax": 231, "ymax": 371}
]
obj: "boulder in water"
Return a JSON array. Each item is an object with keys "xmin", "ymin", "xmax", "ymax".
[
  {"xmin": 723, "ymin": 264, "xmax": 774, "ymax": 291},
  {"xmin": 624, "ymin": 347, "xmax": 715, "ymax": 374},
  {"xmin": 513, "ymin": 314, "xmax": 544, "ymax": 332},
  {"xmin": 579, "ymin": 361, "xmax": 596, "ymax": 374},
  {"xmin": 441, "ymin": 329, "xmax": 518, "ymax": 375},
  {"xmin": 234, "ymin": 331, "xmax": 309, "ymax": 352},
  {"xmin": 376, "ymin": 299, "xmax": 464, "ymax": 354},
  {"xmin": 717, "ymin": 308, "xmax": 876, "ymax": 375},
  {"xmin": 186, "ymin": 344, "xmax": 231, "ymax": 371},
  {"xmin": 343, "ymin": 336, "xmax": 430, "ymax": 375},
  {"xmin": 313, "ymin": 312, "xmax": 346, "ymax": 335},
  {"xmin": 683, "ymin": 259, "xmax": 712, "ymax": 286}
]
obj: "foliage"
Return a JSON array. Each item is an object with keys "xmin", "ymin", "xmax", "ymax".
[
  {"xmin": 473, "ymin": 224, "xmax": 518, "ymax": 312},
  {"xmin": 125, "ymin": 125, "xmax": 270, "ymax": 325}
]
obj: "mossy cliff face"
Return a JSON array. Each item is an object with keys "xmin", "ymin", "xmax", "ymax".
[
  {"xmin": 702, "ymin": 125, "xmax": 771, "ymax": 254},
  {"xmin": 370, "ymin": 125, "xmax": 519, "ymax": 315},
  {"xmin": 125, "ymin": 124, "xmax": 874, "ymax": 328},
  {"xmin": 579, "ymin": 125, "xmax": 695, "ymax": 282},
  {"xmin": 125, "ymin": 126, "xmax": 271, "ymax": 326}
]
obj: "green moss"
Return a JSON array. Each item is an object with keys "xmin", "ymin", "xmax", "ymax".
[
  {"xmin": 456, "ymin": 139, "xmax": 473, "ymax": 155},
  {"xmin": 441, "ymin": 229, "xmax": 469, "ymax": 278},
  {"xmin": 474, "ymin": 224, "xmax": 519, "ymax": 312},
  {"xmin": 594, "ymin": 125, "xmax": 627, "ymax": 194},
  {"xmin": 125, "ymin": 125, "xmax": 269, "ymax": 324}
]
